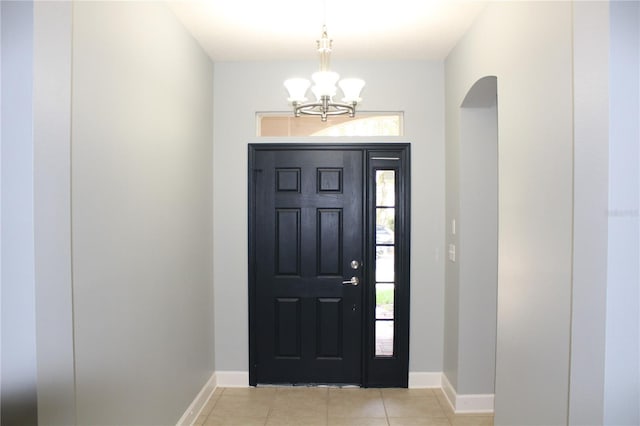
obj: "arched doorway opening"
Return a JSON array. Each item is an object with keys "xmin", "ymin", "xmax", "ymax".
[{"xmin": 443, "ymin": 76, "xmax": 498, "ymax": 413}]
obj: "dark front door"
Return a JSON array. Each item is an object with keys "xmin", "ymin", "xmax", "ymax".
[
  {"xmin": 250, "ymin": 148, "xmax": 364, "ymax": 384},
  {"xmin": 250, "ymin": 143, "xmax": 411, "ymax": 387}
]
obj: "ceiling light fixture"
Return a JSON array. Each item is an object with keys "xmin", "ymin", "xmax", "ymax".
[{"xmin": 284, "ymin": 26, "xmax": 365, "ymax": 122}]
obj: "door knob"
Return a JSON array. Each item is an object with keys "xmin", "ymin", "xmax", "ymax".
[{"xmin": 342, "ymin": 276, "xmax": 359, "ymax": 286}]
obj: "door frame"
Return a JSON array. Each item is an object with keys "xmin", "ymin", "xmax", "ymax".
[{"xmin": 248, "ymin": 143, "xmax": 411, "ymax": 387}]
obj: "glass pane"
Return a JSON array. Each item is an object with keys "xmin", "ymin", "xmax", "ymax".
[
  {"xmin": 374, "ymin": 167, "xmax": 397, "ymax": 359},
  {"xmin": 258, "ymin": 113, "xmax": 403, "ymax": 137},
  {"xmin": 376, "ymin": 246, "xmax": 395, "ymax": 282},
  {"xmin": 376, "ymin": 283, "xmax": 394, "ymax": 319},
  {"xmin": 375, "ymin": 321, "xmax": 394, "ymax": 357},
  {"xmin": 376, "ymin": 208, "xmax": 395, "ymax": 244},
  {"xmin": 376, "ymin": 170, "xmax": 395, "ymax": 206}
]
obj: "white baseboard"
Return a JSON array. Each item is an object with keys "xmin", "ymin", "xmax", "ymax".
[
  {"xmin": 408, "ymin": 372, "xmax": 442, "ymax": 388},
  {"xmin": 441, "ymin": 373, "xmax": 457, "ymax": 411},
  {"xmin": 176, "ymin": 372, "xmax": 217, "ymax": 426},
  {"xmin": 215, "ymin": 370, "xmax": 250, "ymax": 387},
  {"xmin": 441, "ymin": 373, "xmax": 494, "ymax": 414},
  {"xmin": 455, "ymin": 393, "xmax": 494, "ymax": 413}
]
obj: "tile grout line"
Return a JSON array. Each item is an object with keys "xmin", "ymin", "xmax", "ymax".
[
  {"xmin": 325, "ymin": 387, "xmax": 329, "ymax": 426},
  {"xmin": 263, "ymin": 400, "xmax": 273, "ymax": 426},
  {"xmin": 379, "ymin": 389, "xmax": 391, "ymax": 426}
]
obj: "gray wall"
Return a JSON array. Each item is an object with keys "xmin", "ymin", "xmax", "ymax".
[
  {"xmin": 569, "ymin": 1, "xmax": 609, "ymax": 424},
  {"xmin": 445, "ymin": 2, "xmax": 576, "ymax": 423},
  {"xmin": 1, "ymin": 1, "xmax": 216, "ymax": 424},
  {"xmin": 70, "ymin": 2, "xmax": 214, "ymax": 424},
  {"xmin": 1, "ymin": 2, "xmax": 38, "ymax": 424},
  {"xmin": 445, "ymin": 2, "xmax": 614, "ymax": 423},
  {"xmin": 212, "ymin": 61, "xmax": 445, "ymax": 374},
  {"xmin": 33, "ymin": 2, "xmax": 76, "ymax": 424},
  {"xmin": 605, "ymin": 1, "xmax": 640, "ymax": 424},
  {"xmin": 457, "ymin": 88, "xmax": 498, "ymax": 395}
]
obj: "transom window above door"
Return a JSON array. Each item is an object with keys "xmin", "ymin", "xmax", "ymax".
[{"xmin": 257, "ymin": 113, "xmax": 403, "ymax": 137}]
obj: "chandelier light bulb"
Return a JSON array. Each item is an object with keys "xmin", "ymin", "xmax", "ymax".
[
  {"xmin": 284, "ymin": 78, "xmax": 311, "ymax": 103},
  {"xmin": 339, "ymin": 78, "xmax": 366, "ymax": 103},
  {"xmin": 312, "ymin": 71, "xmax": 340, "ymax": 99}
]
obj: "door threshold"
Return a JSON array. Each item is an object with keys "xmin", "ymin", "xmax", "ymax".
[{"xmin": 256, "ymin": 383, "xmax": 361, "ymax": 388}]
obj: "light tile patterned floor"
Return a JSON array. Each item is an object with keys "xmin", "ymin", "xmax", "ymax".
[{"xmin": 194, "ymin": 387, "xmax": 493, "ymax": 426}]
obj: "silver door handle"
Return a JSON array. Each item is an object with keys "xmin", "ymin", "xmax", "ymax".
[{"xmin": 342, "ymin": 277, "xmax": 359, "ymax": 286}]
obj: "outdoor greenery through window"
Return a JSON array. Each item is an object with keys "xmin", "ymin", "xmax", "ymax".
[{"xmin": 257, "ymin": 113, "xmax": 403, "ymax": 137}]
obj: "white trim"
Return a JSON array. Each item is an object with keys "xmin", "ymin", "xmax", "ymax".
[
  {"xmin": 247, "ymin": 136, "xmax": 412, "ymax": 145},
  {"xmin": 441, "ymin": 373, "xmax": 457, "ymax": 411},
  {"xmin": 441, "ymin": 373, "xmax": 494, "ymax": 414},
  {"xmin": 176, "ymin": 373, "xmax": 217, "ymax": 426},
  {"xmin": 408, "ymin": 372, "xmax": 442, "ymax": 388},
  {"xmin": 215, "ymin": 370, "xmax": 250, "ymax": 387},
  {"xmin": 455, "ymin": 394, "xmax": 494, "ymax": 414}
]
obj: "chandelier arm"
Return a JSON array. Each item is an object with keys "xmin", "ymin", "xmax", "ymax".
[
  {"xmin": 293, "ymin": 104, "xmax": 357, "ymax": 115},
  {"xmin": 323, "ymin": 108, "xmax": 356, "ymax": 116},
  {"xmin": 293, "ymin": 100, "xmax": 357, "ymax": 111},
  {"xmin": 291, "ymin": 95, "xmax": 359, "ymax": 120},
  {"xmin": 292, "ymin": 102, "xmax": 324, "ymax": 116},
  {"xmin": 294, "ymin": 108, "xmax": 326, "ymax": 116},
  {"xmin": 324, "ymin": 102, "xmax": 357, "ymax": 111}
]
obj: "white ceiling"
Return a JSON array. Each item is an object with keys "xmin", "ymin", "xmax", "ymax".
[{"xmin": 168, "ymin": 0, "xmax": 488, "ymax": 61}]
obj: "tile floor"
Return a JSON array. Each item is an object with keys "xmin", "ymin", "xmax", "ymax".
[{"xmin": 193, "ymin": 387, "xmax": 493, "ymax": 426}]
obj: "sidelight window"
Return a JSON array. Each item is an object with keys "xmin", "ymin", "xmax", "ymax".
[{"xmin": 374, "ymin": 170, "xmax": 396, "ymax": 357}]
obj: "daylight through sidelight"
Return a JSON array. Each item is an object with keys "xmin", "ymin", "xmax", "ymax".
[{"xmin": 375, "ymin": 170, "xmax": 396, "ymax": 357}]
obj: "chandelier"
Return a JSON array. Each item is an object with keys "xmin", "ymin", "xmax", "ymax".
[{"xmin": 284, "ymin": 26, "xmax": 365, "ymax": 122}]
